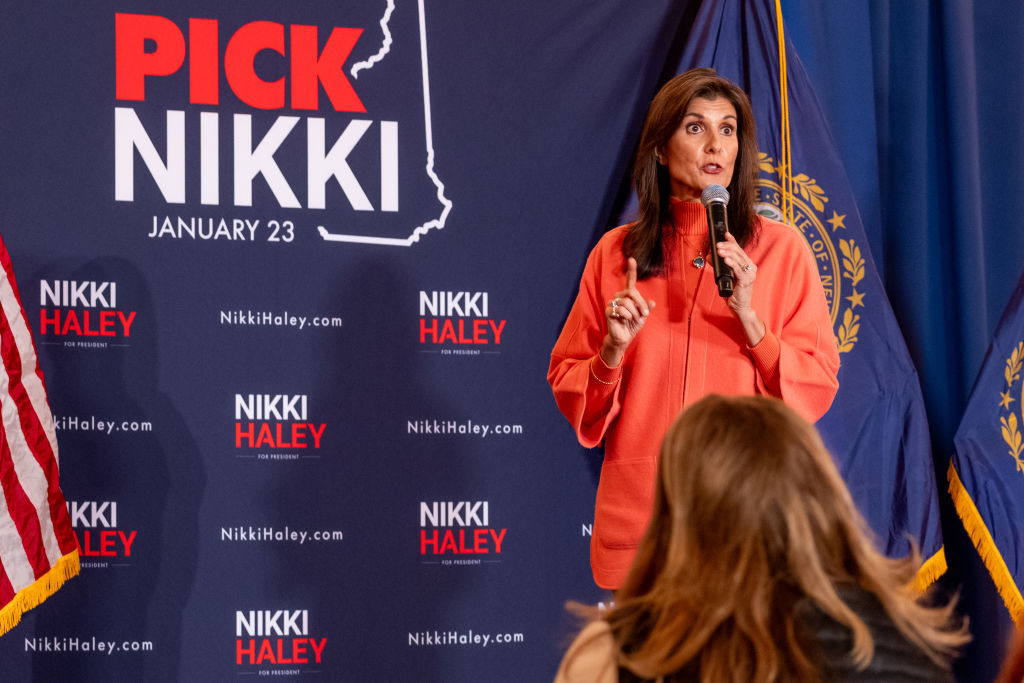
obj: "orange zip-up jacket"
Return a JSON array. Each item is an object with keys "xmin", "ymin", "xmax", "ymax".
[{"xmin": 549, "ymin": 201, "xmax": 839, "ymax": 588}]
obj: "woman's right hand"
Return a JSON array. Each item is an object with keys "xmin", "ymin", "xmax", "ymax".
[{"xmin": 601, "ymin": 257, "xmax": 656, "ymax": 367}]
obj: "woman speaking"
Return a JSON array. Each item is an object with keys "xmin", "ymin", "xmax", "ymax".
[{"xmin": 548, "ymin": 68, "xmax": 840, "ymax": 589}]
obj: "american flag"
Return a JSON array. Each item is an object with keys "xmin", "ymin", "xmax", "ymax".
[{"xmin": 0, "ymin": 234, "xmax": 79, "ymax": 636}]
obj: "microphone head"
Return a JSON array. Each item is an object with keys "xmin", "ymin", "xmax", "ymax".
[{"xmin": 701, "ymin": 184, "xmax": 730, "ymax": 207}]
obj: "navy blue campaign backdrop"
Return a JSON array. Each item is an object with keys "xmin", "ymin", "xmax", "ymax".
[{"xmin": 0, "ymin": 1, "xmax": 692, "ymax": 680}]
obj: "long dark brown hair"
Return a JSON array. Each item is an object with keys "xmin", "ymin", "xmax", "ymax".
[
  {"xmin": 568, "ymin": 395, "xmax": 967, "ymax": 682},
  {"xmin": 625, "ymin": 68, "xmax": 760, "ymax": 279}
]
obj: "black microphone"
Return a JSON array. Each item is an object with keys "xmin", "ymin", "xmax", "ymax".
[{"xmin": 701, "ymin": 184, "xmax": 733, "ymax": 297}]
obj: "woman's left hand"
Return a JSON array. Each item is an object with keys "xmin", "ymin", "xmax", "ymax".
[{"xmin": 716, "ymin": 232, "xmax": 766, "ymax": 345}]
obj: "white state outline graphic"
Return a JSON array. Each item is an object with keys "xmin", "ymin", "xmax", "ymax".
[
  {"xmin": 318, "ymin": 0, "xmax": 452, "ymax": 247},
  {"xmin": 350, "ymin": 0, "xmax": 395, "ymax": 79}
]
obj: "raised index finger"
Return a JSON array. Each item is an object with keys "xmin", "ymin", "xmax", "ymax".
[{"xmin": 626, "ymin": 257, "xmax": 638, "ymax": 290}]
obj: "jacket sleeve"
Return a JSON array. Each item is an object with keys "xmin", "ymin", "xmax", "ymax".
[
  {"xmin": 547, "ymin": 241, "xmax": 624, "ymax": 448},
  {"xmin": 751, "ymin": 230, "xmax": 840, "ymax": 422}
]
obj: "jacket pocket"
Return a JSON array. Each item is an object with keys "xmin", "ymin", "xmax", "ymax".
[{"xmin": 593, "ymin": 459, "xmax": 656, "ymax": 549}]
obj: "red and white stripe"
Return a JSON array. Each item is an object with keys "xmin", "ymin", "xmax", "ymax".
[{"xmin": 0, "ymin": 236, "xmax": 78, "ymax": 634}]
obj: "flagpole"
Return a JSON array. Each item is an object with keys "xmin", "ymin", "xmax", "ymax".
[{"xmin": 774, "ymin": 0, "xmax": 794, "ymax": 226}]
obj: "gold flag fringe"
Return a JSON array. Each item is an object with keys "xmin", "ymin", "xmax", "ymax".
[
  {"xmin": 914, "ymin": 546, "xmax": 947, "ymax": 593},
  {"xmin": 948, "ymin": 461, "xmax": 1024, "ymax": 622},
  {"xmin": 0, "ymin": 549, "xmax": 80, "ymax": 638}
]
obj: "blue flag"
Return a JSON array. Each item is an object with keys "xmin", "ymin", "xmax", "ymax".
[
  {"xmin": 951, "ymin": 269, "xmax": 1024, "ymax": 620},
  {"xmin": 676, "ymin": 0, "xmax": 944, "ymax": 586}
]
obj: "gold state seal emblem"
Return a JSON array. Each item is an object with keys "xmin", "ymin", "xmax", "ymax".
[
  {"xmin": 1000, "ymin": 341, "xmax": 1024, "ymax": 471},
  {"xmin": 753, "ymin": 153, "xmax": 864, "ymax": 354}
]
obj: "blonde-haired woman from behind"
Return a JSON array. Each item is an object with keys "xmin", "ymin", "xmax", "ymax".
[{"xmin": 556, "ymin": 394, "xmax": 968, "ymax": 682}]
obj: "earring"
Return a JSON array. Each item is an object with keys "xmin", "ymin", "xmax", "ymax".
[{"xmin": 655, "ymin": 152, "xmax": 665, "ymax": 165}]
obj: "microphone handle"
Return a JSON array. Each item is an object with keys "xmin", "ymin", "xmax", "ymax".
[{"xmin": 706, "ymin": 202, "xmax": 733, "ymax": 297}]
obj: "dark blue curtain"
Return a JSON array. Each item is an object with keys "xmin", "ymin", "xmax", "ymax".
[{"xmin": 786, "ymin": 2, "xmax": 1024, "ymax": 680}]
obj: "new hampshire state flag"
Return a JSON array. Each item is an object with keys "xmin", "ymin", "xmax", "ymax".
[
  {"xmin": 676, "ymin": 0, "xmax": 944, "ymax": 586},
  {"xmin": 951, "ymin": 269, "xmax": 1024, "ymax": 621}
]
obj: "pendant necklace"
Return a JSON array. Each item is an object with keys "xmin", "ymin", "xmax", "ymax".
[{"xmin": 692, "ymin": 245, "xmax": 707, "ymax": 269}]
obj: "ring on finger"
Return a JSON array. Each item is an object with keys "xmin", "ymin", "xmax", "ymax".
[
  {"xmin": 610, "ymin": 298, "xmax": 620, "ymax": 317},
  {"xmin": 742, "ymin": 264, "xmax": 752, "ymax": 272}
]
